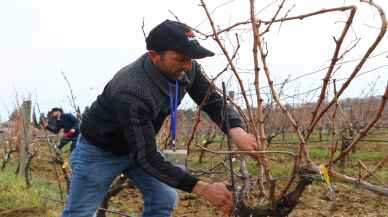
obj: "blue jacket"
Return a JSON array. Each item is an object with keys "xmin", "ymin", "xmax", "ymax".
[{"xmin": 47, "ymin": 113, "xmax": 80, "ymax": 138}]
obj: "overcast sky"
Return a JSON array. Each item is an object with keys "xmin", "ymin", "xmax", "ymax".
[{"xmin": 0, "ymin": 0, "xmax": 387, "ymax": 121}]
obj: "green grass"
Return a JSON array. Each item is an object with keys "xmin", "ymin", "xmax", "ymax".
[
  {"xmin": 306, "ymin": 147, "xmax": 386, "ymax": 161},
  {"xmin": 244, "ymin": 155, "xmax": 295, "ymax": 177},
  {"xmin": 340, "ymin": 165, "xmax": 388, "ymax": 184},
  {"xmin": 271, "ymin": 130, "xmax": 332, "ymax": 144},
  {"xmin": 349, "ymin": 151, "xmax": 386, "ymax": 161},
  {"xmin": 376, "ymin": 169, "xmax": 388, "ymax": 182},
  {"xmin": 271, "ymin": 127, "xmax": 388, "ymax": 145},
  {"xmin": 0, "ymin": 164, "xmax": 60, "ymax": 216},
  {"xmin": 309, "ymin": 147, "xmax": 330, "ymax": 159}
]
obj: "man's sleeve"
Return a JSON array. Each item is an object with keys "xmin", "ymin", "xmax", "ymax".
[
  {"xmin": 67, "ymin": 114, "xmax": 80, "ymax": 131},
  {"xmin": 112, "ymin": 91, "xmax": 199, "ymax": 192},
  {"xmin": 45, "ymin": 124, "xmax": 60, "ymax": 134},
  {"xmin": 187, "ymin": 62, "xmax": 242, "ymax": 133}
]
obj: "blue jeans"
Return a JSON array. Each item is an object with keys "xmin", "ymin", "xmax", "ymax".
[{"xmin": 61, "ymin": 136, "xmax": 178, "ymax": 217}]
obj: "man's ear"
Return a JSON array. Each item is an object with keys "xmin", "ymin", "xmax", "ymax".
[{"xmin": 148, "ymin": 50, "xmax": 160, "ymax": 63}]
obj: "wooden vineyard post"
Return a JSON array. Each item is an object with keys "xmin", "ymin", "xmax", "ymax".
[{"xmin": 18, "ymin": 100, "xmax": 32, "ymax": 179}]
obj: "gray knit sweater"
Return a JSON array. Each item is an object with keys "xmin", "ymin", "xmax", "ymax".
[{"xmin": 81, "ymin": 53, "xmax": 242, "ymax": 192}]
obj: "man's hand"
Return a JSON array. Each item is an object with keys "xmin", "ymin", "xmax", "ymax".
[
  {"xmin": 64, "ymin": 129, "xmax": 76, "ymax": 139},
  {"xmin": 40, "ymin": 120, "xmax": 48, "ymax": 129},
  {"xmin": 228, "ymin": 127, "xmax": 260, "ymax": 160},
  {"xmin": 193, "ymin": 181, "xmax": 233, "ymax": 215}
]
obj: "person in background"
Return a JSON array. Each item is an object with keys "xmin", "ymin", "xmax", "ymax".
[{"xmin": 41, "ymin": 107, "xmax": 80, "ymax": 152}]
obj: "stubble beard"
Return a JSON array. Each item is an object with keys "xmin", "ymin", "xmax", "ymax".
[{"xmin": 155, "ymin": 61, "xmax": 185, "ymax": 81}]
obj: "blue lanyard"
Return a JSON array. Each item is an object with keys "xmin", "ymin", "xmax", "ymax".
[{"xmin": 168, "ymin": 80, "xmax": 179, "ymax": 150}]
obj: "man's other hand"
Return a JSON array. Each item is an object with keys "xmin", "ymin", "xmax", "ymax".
[
  {"xmin": 193, "ymin": 181, "xmax": 233, "ymax": 215},
  {"xmin": 40, "ymin": 121, "xmax": 48, "ymax": 129},
  {"xmin": 64, "ymin": 129, "xmax": 76, "ymax": 139}
]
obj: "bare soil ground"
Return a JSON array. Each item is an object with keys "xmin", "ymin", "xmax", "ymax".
[
  {"xmin": 106, "ymin": 181, "xmax": 388, "ymax": 217},
  {"xmin": 0, "ymin": 208, "xmax": 46, "ymax": 217},
  {"xmin": 2, "ymin": 139, "xmax": 388, "ymax": 217}
]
